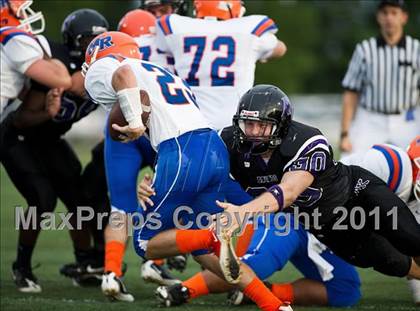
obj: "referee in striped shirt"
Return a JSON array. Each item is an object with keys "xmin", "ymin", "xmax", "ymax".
[{"xmin": 340, "ymin": 0, "xmax": 419, "ymax": 155}]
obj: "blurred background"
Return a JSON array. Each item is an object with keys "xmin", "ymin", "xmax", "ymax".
[{"xmin": 32, "ymin": 0, "xmax": 420, "ymax": 146}]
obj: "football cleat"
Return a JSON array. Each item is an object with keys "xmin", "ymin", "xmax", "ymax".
[
  {"xmin": 167, "ymin": 255, "xmax": 188, "ymax": 272},
  {"xmin": 227, "ymin": 288, "xmax": 247, "ymax": 305},
  {"xmin": 408, "ymin": 278, "xmax": 420, "ymax": 305},
  {"xmin": 279, "ymin": 304, "xmax": 293, "ymax": 311},
  {"xmin": 60, "ymin": 262, "xmax": 104, "ymax": 287},
  {"xmin": 11, "ymin": 262, "xmax": 42, "ymax": 293},
  {"xmin": 218, "ymin": 230, "xmax": 241, "ymax": 284},
  {"xmin": 155, "ymin": 284, "xmax": 190, "ymax": 307},
  {"xmin": 101, "ymin": 271, "xmax": 134, "ymax": 302},
  {"xmin": 141, "ymin": 260, "xmax": 181, "ymax": 286}
]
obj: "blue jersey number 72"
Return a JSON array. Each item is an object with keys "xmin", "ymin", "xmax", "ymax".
[{"xmin": 184, "ymin": 35, "xmax": 235, "ymax": 87}]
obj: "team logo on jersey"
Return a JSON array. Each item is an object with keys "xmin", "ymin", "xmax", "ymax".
[
  {"xmin": 240, "ymin": 110, "xmax": 259, "ymax": 118},
  {"xmin": 354, "ymin": 178, "xmax": 370, "ymax": 196},
  {"xmin": 87, "ymin": 35, "xmax": 114, "ymax": 56}
]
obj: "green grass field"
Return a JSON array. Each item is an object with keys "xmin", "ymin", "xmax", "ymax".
[{"xmin": 0, "ymin": 141, "xmax": 417, "ymax": 311}]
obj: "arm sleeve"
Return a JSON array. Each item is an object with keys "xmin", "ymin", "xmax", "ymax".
[
  {"xmin": 155, "ymin": 17, "xmax": 171, "ymax": 54},
  {"xmin": 250, "ymin": 16, "xmax": 279, "ymax": 60},
  {"xmin": 84, "ymin": 57, "xmax": 121, "ymax": 109},
  {"xmin": 254, "ymin": 33, "xmax": 279, "ymax": 60},
  {"xmin": 342, "ymin": 44, "xmax": 365, "ymax": 92},
  {"xmin": 4, "ymin": 35, "xmax": 43, "ymax": 74}
]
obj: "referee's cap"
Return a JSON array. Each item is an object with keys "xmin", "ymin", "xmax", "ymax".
[{"xmin": 377, "ymin": 0, "xmax": 407, "ymax": 11}]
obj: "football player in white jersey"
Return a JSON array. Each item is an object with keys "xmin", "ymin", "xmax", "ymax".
[
  {"xmin": 341, "ymin": 136, "xmax": 420, "ymax": 305},
  {"xmin": 83, "ymin": 31, "xmax": 292, "ymax": 311},
  {"xmin": 155, "ymin": 0, "xmax": 287, "ymax": 130},
  {"xmin": 87, "ymin": 10, "xmax": 180, "ymax": 302},
  {"xmin": 0, "ymin": 0, "xmax": 71, "ymax": 113}
]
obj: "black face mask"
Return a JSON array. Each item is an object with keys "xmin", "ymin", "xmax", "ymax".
[{"xmin": 233, "ymin": 117, "xmax": 282, "ymax": 155}]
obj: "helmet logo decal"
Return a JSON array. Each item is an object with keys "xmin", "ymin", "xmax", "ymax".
[
  {"xmin": 280, "ymin": 96, "xmax": 292, "ymax": 117},
  {"xmin": 218, "ymin": 1, "xmax": 233, "ymax": 11},
  {"xmin": 92, "ymin": 25, "xmax": 107, "ymax": 34},
  {"xmin": 87, "ymin": 35, "xmax": 113, "ymax": 55},
  {"xmin": 240, "ymin": 110, "xmax": 259, "ymax": 118}
]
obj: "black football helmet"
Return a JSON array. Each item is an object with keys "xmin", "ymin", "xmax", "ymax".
[
  {"xmin": 233, "ymin": 85, "xmax": 293, "ymax": 155},
  {"xmin": 139, "ymin": 0, "xmax": 189, "ymax": 16},
  {"xmin": 61, "ymin": 9, "xmax": 109, "ymax": 62}
]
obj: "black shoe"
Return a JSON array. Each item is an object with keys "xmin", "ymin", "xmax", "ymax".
[
  {"xmin": 167, "ymin": 255, "xmax": 188, "ymax": 272},
  {"xmin": 12, "ymin": 262, "xmax": 42, "ymax": 293},
  {"xmin": 155, "ymin": 284, "xmax": 190, "ymax": 307},
  {"xmin": 60, "ymin": 259, "xmax": 104, "ymax": 287}
]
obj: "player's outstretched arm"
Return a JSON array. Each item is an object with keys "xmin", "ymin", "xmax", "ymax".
[
  {"xmin": 213, "ymin": 170, "xmax": 314, "ymax": 236},
  {"xmin": 25, "ymin": 58, "xmax": 72, "ymax": 90}
]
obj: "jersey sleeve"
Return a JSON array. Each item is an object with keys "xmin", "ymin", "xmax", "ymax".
[
  {"xmin": 2, "ymin": 34, "xmax": 43, "ymax": 74},
  {"xmin": 84, "ymin": 57, "xmax": 121, "ymax": 109},
  {"xmin": 342, "ymin": 43, "xmax": 365, "ymax": 92},
  {"xmin": 283, "ymin": 135, "xmax": 331, "ymax": 176},
  {"xmin": 250, "ymin": 16, "xmax": 279, "ymax": 60},
  {"xmin": 155, "ymin": 15, "xmax": 173, "ymax": 54}
]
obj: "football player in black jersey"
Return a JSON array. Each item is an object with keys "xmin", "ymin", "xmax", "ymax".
[
  {"xmin": 215, "ymin": 84, "xmax": 420, "ymax": 281},
  {"xmin": 0, "ymin": 9, "xmax": 109, "ymax": 292},
  {"xmin": 57, "ymin": 8, "xmax": 112, "ymax": 287}
]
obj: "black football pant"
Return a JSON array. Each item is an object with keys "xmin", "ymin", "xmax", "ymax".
[
  {"xmin": 0, "ymin": 115, "xmax": 91, "ymax": 265},
  {"xmin": 81, "ymin": 140, "xmax": 110, "ymax": 263},
  {"xmin": 310, "ymin": 165, "xmax": 420, "ymax": 277}
]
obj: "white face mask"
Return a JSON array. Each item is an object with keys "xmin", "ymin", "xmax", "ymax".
[{"xmin": 13, "ymin": 0, "xmax": 45, "ymax": 34}]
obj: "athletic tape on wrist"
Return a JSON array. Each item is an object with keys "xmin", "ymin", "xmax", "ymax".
[
  {"xmin": 267, "ymin": 184, "xmax": 284, "ymax": 211},
  {"xmin": 117, "ymin": 87, "xmax": 143, "ymax": 128}
]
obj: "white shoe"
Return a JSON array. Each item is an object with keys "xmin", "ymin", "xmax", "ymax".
[
  {"xmin": 218, "ymin": 230, "xmax": 241, "ymax": 284},
  {"xmin": 12, "ymin": 262, "xmax": 42, "ymax": 293},
  {"xmin": 408, "ymin": 278, "xmax": 420, "ymax": 305},
  {"xmin": 141, "ymin": 260, "xmax": 181, "ymax": 286},
  {"xmin": 101, "ymin": 272, "xmax": 134, "ymax": 302},
  {"xmin": 279, "ymin": 305, "xmax": 293, "ymax": 311}
]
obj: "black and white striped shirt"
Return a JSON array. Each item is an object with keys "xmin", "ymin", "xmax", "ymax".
[{"xmin": 342, "ymin": 35, "xmax": 420, "ymax": 114}]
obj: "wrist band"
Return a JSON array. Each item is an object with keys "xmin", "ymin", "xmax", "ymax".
[{"xmin": 267, "ymin": 184, "xmax": 284, "ymax": 211}]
